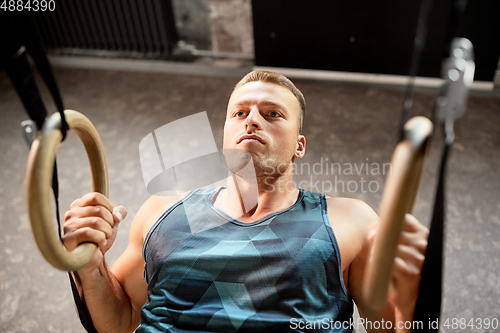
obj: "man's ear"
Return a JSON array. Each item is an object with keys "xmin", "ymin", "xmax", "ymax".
[{"xmin": 294, "ymin": 135, "xmax": 306, "ymax": 159}]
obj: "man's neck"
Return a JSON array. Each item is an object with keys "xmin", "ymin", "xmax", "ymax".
[{"xmin": 213, "ymin": 171, "xmax": 299, "ymax": 223}]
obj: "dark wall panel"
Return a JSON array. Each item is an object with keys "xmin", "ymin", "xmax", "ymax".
[{"xmin": 253, "ymin": 0, "xmax": 500, "ymax": 81}]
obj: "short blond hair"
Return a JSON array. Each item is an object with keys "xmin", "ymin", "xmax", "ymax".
[{"xmin": 233, "ymin": 70, "xmax": 306, "ymax": 134}]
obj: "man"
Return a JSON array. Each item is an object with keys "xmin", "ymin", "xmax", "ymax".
[{"xmin": 63, "ymin": 70, "xmax": 428, "ymax": 332}]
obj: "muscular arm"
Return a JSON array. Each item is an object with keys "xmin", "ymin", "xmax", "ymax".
[
  {"xmin": 76, "ymin": 208, "xmax": 149, "ymax": 333},
  {"xmin": 338, "ymin": 199, "xmax": 396, "ymax": 333},
  {"xmin": 67, "ymin": 194, "xmax": 180, "ymax": 333},
  {"xmin": 75, "ymin": 257, "xmax": 137, "ymax": 332},
  {"xmin": 327, "ymin": 198, "xmax": 427, "ymax": 333}
]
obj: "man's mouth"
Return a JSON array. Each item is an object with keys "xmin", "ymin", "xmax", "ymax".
[{"xmin": 238, "ymin": 135, "xmax": 265, "ymax": 144}]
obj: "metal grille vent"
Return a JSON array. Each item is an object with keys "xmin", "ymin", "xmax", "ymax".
[{"xmin": 32, "ymin": 0, "xmax": 179, "ymax": 59}]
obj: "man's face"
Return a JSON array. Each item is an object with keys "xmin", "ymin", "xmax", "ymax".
[{"xmin": 223, "ymin": 81, "xmax": 305, "ymax": 176}]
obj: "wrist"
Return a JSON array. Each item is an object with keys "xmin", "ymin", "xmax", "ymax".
[
  {"xmin": 394, "ymin": 305, "xmax": 416, "ymax": 333},
  {"xmin": 77, "ymin": 261, "xmax": 107, "ymax": 287},
  {"xmin": 396, "ymin": 300, "xmax": 416, "ymax": 319}
]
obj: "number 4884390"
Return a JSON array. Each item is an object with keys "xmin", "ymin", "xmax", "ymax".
[{"xmin": 1, "ymin": 0, "xmax": 56, "ymax": 11}]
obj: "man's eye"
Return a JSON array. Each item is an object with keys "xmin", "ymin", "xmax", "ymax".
[
  {"xmin": 268, "ymin": 111, "xmax": 279, "ymax": 117},
  {"xmin": 235, "ymin": 111, "xmax": 245, "ymax": 117}
]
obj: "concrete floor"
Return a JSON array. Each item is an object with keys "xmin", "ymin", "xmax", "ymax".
[{"xmin": 0, "ymin": 63, "xmax": 499, "ymax": 332}]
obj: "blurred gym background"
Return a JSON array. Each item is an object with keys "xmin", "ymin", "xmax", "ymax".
[{"xmin": 1, "ymin": 1, "xmax": 499, "ymax": 332}]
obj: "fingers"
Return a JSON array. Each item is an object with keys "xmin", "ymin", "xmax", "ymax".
[
  {"xmin": 367, "ymin": 213, "xmax": 428, "ymax": 274},
  {"xmin": 64, "ymin": 193, "xmax": 127, "ymax": 253},
  {"xmin": 399, "ymin": 231, "xmax": 427, "ymax": 254},
  {"xmin": 64, "ymin": 216, "xmax": 113, "ymax": 238},
  {"xmin": 399, "ymin": 214, "xmax": 428, "ymax": 255},
  {"xmin": 390, "ymin": 251, "xmax": 422, "ymax": 313},
  {"xmin": 112, "ymin": 206, "xmax": 127, "ymax": 224},
  {"xmin": 402, "ymin": 213, "xmax": 429, "ymax": 235},
  {"xmin": 70, "ymin": 192, "xmax": 114, "ymax": 212},
  {"xmin": 395, "ymin": 244, "xmax": 425, "ymax": 273},
  {"xmin": 376, "ymin": 214, "xmax": 428, "ymax": 311},
  {"xmin": 367, "ymin": 214, "xmax": 428, "ymax": 241},
  {"xmin": 367, "ymin": 222, "xmax": 378, "ymax": 242},
  {"xmin": 65, "ymin": 205, "xmax": 114, "ymax": 225},
  {"xmin": 63, "ymin": 227, "xmax": 108, "ymax": 251},
  {"xmin": 392, "ymin": 245, "xmax": 424, "ymax": 300},
  {"xmin": 391, "ymin": 215, "xmax": 428, "ymax": 305}
]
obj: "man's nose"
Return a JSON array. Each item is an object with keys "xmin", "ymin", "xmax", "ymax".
[{"xmin": 245, "ymin": 107, "xmax": 261, "ymax": 132}]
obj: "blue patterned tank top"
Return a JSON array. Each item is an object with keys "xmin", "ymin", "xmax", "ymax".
[{"xmin": 137, "ymin": 187, "xmax": 353, "ymax": 332}]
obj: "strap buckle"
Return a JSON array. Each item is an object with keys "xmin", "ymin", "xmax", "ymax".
[
  {"xmin": 21, "ymin": 119, "xmax": 38, "ymax": 148},
  {"xmin": 436, "ymin": 38, "xmax": 475, "ymax": 143}
]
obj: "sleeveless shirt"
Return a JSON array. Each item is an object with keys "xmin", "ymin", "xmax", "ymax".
[{"xmin": 137, "ymin": 187, "xmax": 353, "ymax": 332}]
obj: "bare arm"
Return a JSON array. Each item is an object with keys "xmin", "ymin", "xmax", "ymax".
[
  {"xmin": 74, "ymin": 258, "xmax": 137, "ymax": 332},
  {"xmin": 343, "ymin": 200, "xmax": 396, "ymax": 333},
  {"xmin": 327, "ymin": 198, "xmax": 428, "ymax": 333},
  {"xmin": 64, "ymin": 193, "xmax": 179, "ymax": 333}
]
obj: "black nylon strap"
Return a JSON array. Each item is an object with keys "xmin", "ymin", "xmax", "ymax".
[
  {"xmin": 413, "ymin": 142, "xmax": 451, "ymax": 331},
  {"xmin": 412, "ymin": 0, "xmax": 467, "ymax": 329},
  {"xmin": 21, "ymin": 12, "xmax": 69, "ymax": 140},
  {"xmin": 68, "ymin": 272, "xmax": 98, "ymax": 332},
  {"xmin": 5, "ymin": 48, "xmax": 48, "ymax": 130},
  {"xmin": 51, "ymin": 163, "xmax": 99, "ymax": 333},
  {"xmin": 51, "ymin": 163, "xmax": 99, "ymax": 332},
  {"xmin": 398, "ymin": 0, "xmax": 433, "ymax": 142},
  {"xmin": 1, "ymin": 11, "xmax": 68, "ymax": 140},
  {"xmin": 1, "ymin": 11, "xmax": 97, "ymax": 332}
]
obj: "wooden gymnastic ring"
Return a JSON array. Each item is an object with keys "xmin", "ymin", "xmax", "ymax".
[
  {"xmin": 363, "ymin": 116, "xmax": 433, "ymax": 311},
  {"xmin": 26, "ymin": 110, "xmax": 109, "ymax": 271}
]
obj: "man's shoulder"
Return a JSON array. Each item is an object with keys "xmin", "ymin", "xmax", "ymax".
[
  {"xmin": 325, "ymin": 196, "xmax": 377, "ymax": 215},
  {"xmin": 323, "ymin": 196, "xmax": 380, "ymax": 275},
  {"xmin": 325, "ymin": 196, "xmax": 379, "ymax": 231},
  {"xmin": 144, "ymin": 193, "xmax": 187, "ymax": 210},
  {"xmin": 134, "ymin": 192, "xmax": 191, "ymax": 241}
]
